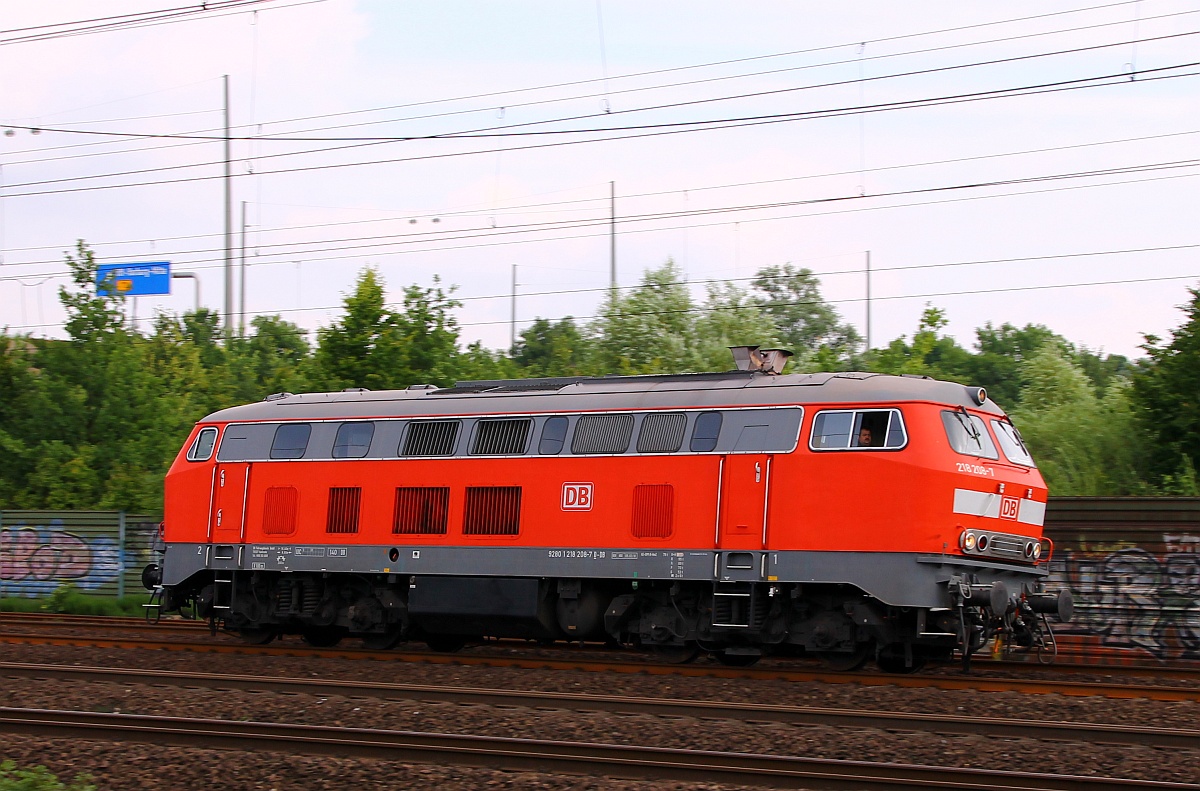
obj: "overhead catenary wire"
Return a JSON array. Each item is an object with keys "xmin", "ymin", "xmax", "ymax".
[
  {"xmin": 0, "ymin": 0, "xmax": 314, "ymax": 47},
  {"xmin": 8, "ymin": 30, "xmax": 1198, "ymax": 146},
  {"xmin": 4, "ymin": 3, "xmax": 1192, "ymax": 170},
  {"xmin": 2, "ymin": 63, "xmax": 1197, "ymax": 200},
  {"xmin": 0, "ymin": 125, "xmax": 1192, "ymax": 260},
  {"xmin": 0, "ymin": 153, "xmax": 1195, "ymax": 275}
]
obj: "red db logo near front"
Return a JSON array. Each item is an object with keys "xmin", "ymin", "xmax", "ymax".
[
  {"xmin": 562, "ymin": 483, "xmax": 593, "ymax": 511},
  {"xmin": 1000, "ymin": 496, "xmax": 1020, "ymax": 520}
]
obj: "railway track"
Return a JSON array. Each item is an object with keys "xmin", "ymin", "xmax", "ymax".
[
  {"xmin": 2, "ymin": 625, "xmax": 1199, "ymax": 702},
  {"xmin": 0, "ymin": 705, "xmax": 1194, "ymax": 790},
  {"xmin": 1, "ymin": 660, "xmax": 1196, "ymax": 749},
  {"xmin": 5, "ymin": 613, "xmax": 1199, "ymax": 675}
]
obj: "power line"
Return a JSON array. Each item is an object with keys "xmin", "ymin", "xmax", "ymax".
[
  {"xmin": 1, "ymin": 5, "xmax": 1185, "ymax": 170},
  {"xmin": 209, "ymin": 0, "xmax": 1155, "ymax": 133},
  {"xmin": 2, "ymin": 126, "xmax": 1192, "ymax": 261},
  {"xmin": 3, "ymin": 64, "xmax": 1196, "ymax": 199},
  {"xmin": 0, "ymin": 0, "xmax": 308, "ymax": 46},
  {"xmin": 4, "ymin": 2, "xmax": 1185, "ymax": 176},
  {"xmin": 1, "ymin": 163, "xmax": 1195, "ymax": 283},
  {"xmin": 10, "ymin": 30, "xmax": 1196, "ymax": 145}
]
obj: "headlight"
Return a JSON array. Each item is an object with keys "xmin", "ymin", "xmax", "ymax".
[
  {"xmin": 1032, "ymin": 542, "xmax": 1043, "ymax": 560},
  {"xmin": 962, "ymin": 532, "xmax": 977, "ymax": 551}
]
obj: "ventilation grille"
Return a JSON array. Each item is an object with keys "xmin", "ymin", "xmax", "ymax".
[
  {"xmin": 393, "ymin": 487, "xmax": 450, "ymax": 534},
  {"xmin": 262, "ymin": 486, "xmax": 299, "ymax": 535},
  {"xmin": 471, "ymin": 419, "xmax": 531, "ymax": 455},
  {"xmin": 402, "ymin": 421, "xmax": 459, "ymax": 456},
  {"xmin": 631, "ymin": 484, "xmax": 674, "ymax": 538},
  {"xmin": 637, "ymin": 413, "xmax": 686, "ymax": 453},
  {"xmin": 326, "ymin": 487, "xmax": 361, "ymax": 533},
  {"xmin": 571, "ymin": 414, "xmax": 634, "ymax": 454},
  {"xmin": 463, "ymin": 486, "xmax": 521, "ymax": 535}
]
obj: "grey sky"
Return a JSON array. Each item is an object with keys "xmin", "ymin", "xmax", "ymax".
[{"xmin": 1, "ymin": 0, "xmax": 1196, "ymax": 359}]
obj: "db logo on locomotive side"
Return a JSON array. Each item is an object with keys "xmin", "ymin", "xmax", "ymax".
[
  {"xmin": 562, "ymin": 482, "xmax": 594, "ymax": 511},
  {"xmin": 1000, "ymin": 496, "xmax": 1020, "ymax": 520}
]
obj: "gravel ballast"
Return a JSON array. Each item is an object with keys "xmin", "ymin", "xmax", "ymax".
[{"xmin": 0, "ymin": 640, "xmax": 1195, "ymax": 790}]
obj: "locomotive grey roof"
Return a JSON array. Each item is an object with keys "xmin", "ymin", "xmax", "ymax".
[{"xmin": 201, "ymin": 370, "xmax": 1005, "ymax": 423}]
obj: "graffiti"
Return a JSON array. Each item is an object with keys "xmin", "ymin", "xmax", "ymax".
[
  {"xmin": 1046, "ymin": 537, "xmax": 1200, "ymax": 661},
  {"xmin": 0, "ymin": 521, "xmax": 125, "ymax": 597}
]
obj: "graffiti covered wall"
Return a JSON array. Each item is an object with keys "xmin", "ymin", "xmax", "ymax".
[
  {"xmin": 0, "ymin": 511, "xmax": 159, "ymax": 599},
  {"xmin": 1043, "ymin": 498, "xmax": 1200, "ymax": 665}
]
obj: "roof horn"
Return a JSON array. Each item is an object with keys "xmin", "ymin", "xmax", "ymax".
[{"xmin": 728, "ymin": 345, "xmax": 794, "ymax": 375}]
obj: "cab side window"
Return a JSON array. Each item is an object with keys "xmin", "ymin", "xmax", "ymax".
[
  {"xmin": 810, "ymin": 409, "xmax": 906, "ymax": 450},
  {"xmin": 941, "ymin": 410, "xmax": 998, "ymax": 460},
  {"xmin": 187, "ymin": 427, "xmax": 219, "ymax": 461}
]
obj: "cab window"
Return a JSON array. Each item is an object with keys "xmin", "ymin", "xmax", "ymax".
[
  {"xmin": 187, "ymin": 427, "xmax": 218, "ymax": 461},
  {"xmin": 810, "ymin": 409, "xmax": 906, "ymax": 450},
  {"xmin": 992, "ymin": 419, "xmax": 1036, "ymax": 466},
  {"xmin": 941, "ymin": 410, "xmax": 998, "ymax": 460}
]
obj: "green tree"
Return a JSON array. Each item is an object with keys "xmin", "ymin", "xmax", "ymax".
[
  {"xmin": 1132, "ymin": 286, "xmax": 1200, "ymax": 485},
  {"xmin": 313, "ymin": 268, "xmax": 463, "ymax": 390},
  {"xmin": 750, "ymin": 264, "xmax": 861, "ymax": 365},
  {"xmin": 690, "ymin": 280, "xmax": 783, "ymax": 372},
  {"xmin": 512, "ymin": 318, "xmax": 594, "ymax": 377},
  {"xmin": 590, "ymin": 260, "xmax": 696, "ymax": 374},
  {"xmin": 1012, "ymin": 346, "xmax": 1146, "ymax": 495},
  {"xmin": 870, "ymin": 305, "xmax": 952, "ymax": 376}
]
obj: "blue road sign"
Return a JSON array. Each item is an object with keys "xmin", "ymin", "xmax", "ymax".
[{"xmin": 96, "ymin": 262, "xmax": 171, "ymax": 296}]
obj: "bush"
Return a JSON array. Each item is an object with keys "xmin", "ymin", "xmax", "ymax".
[
  {"xmin": 0, "ymin": 585, "xmax": 147, "ymax": 618},
  {"xmin": 0, "ymin": 761, "xmax": 94, "ymax": 791}
]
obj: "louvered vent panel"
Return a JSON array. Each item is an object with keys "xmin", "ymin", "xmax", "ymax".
[
  {"xmin": 571, "ymin": 414, "xmax": 634, "ymax": 454},
  {"xmin": 393, "ymin": 487, "xmax": 450, "ymax": 534},
  {"xmin": 463, "ymin": 486, "xmax": 521, "ymax": 535},
  {"xmin": 262, "ymin": 486, "xmax": 299, "ymax": 535},
  {"xmin": 637, "ymin": 412, "xmax": 686, "ymax": 453},
  {"xmin": 471, "ymin": 419, "xmax": 531, "ymax": 455},
  {"xmin": 402, "ymin": 421, "xmax": 459, "ymax": 456},
  {"xmin": 326, "ymin": 487, "xmax": 361, "ymax": 534},
  {"xmin": 631, "ymin": 484, "xmax": 674, "ymax": 538}
]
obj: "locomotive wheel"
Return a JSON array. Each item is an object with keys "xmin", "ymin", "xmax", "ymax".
[
  {"xmin": 361, "ymin": 627, "xmax": 405, "ymax": 650},
  {"xmin": 715, "ymin": 650, "xmax": 761, "ymax": 667},
  {"xmin": 237, "ymin": 627, "xmax": 276, "ymax": 645},
  {"xmin": 649, "ymin": 642, "xmax": 700, "ymax": 664},
  {"xmin": 816, "ymin": 647, "xmax": 870, "ymax": 672},
  {"xmin": 425, "ymin": 634, "xmax": 468, "ymax": 653},
  {"xmin": 302, "ymin": 627, "xmax": 345, "ymax": 648}
]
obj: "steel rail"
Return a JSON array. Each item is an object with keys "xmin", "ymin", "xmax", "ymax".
[
  {"xmin": 5, "ymin": 613, "xmax": 1200, "ymax": 683},
  {"xmin": 0, "ymin": 707, "xmax": 1194, "ymax": 791},
  {"xmin": 0, "ymin": 660, "xmax": 1195, "ymax": 749},
  {"xmin": 0, "ymin": 632, "xmax": 1197, "ymax": 702}
]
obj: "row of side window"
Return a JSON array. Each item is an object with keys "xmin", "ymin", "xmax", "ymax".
[{"xmin": 195, "ymin": 407, "xmax": 806, "ymax": 462}]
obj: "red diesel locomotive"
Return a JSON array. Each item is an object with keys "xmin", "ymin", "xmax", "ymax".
[{"xmin": 144, "ymin": 348, "xmax": 1071, "ymax": 671}]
